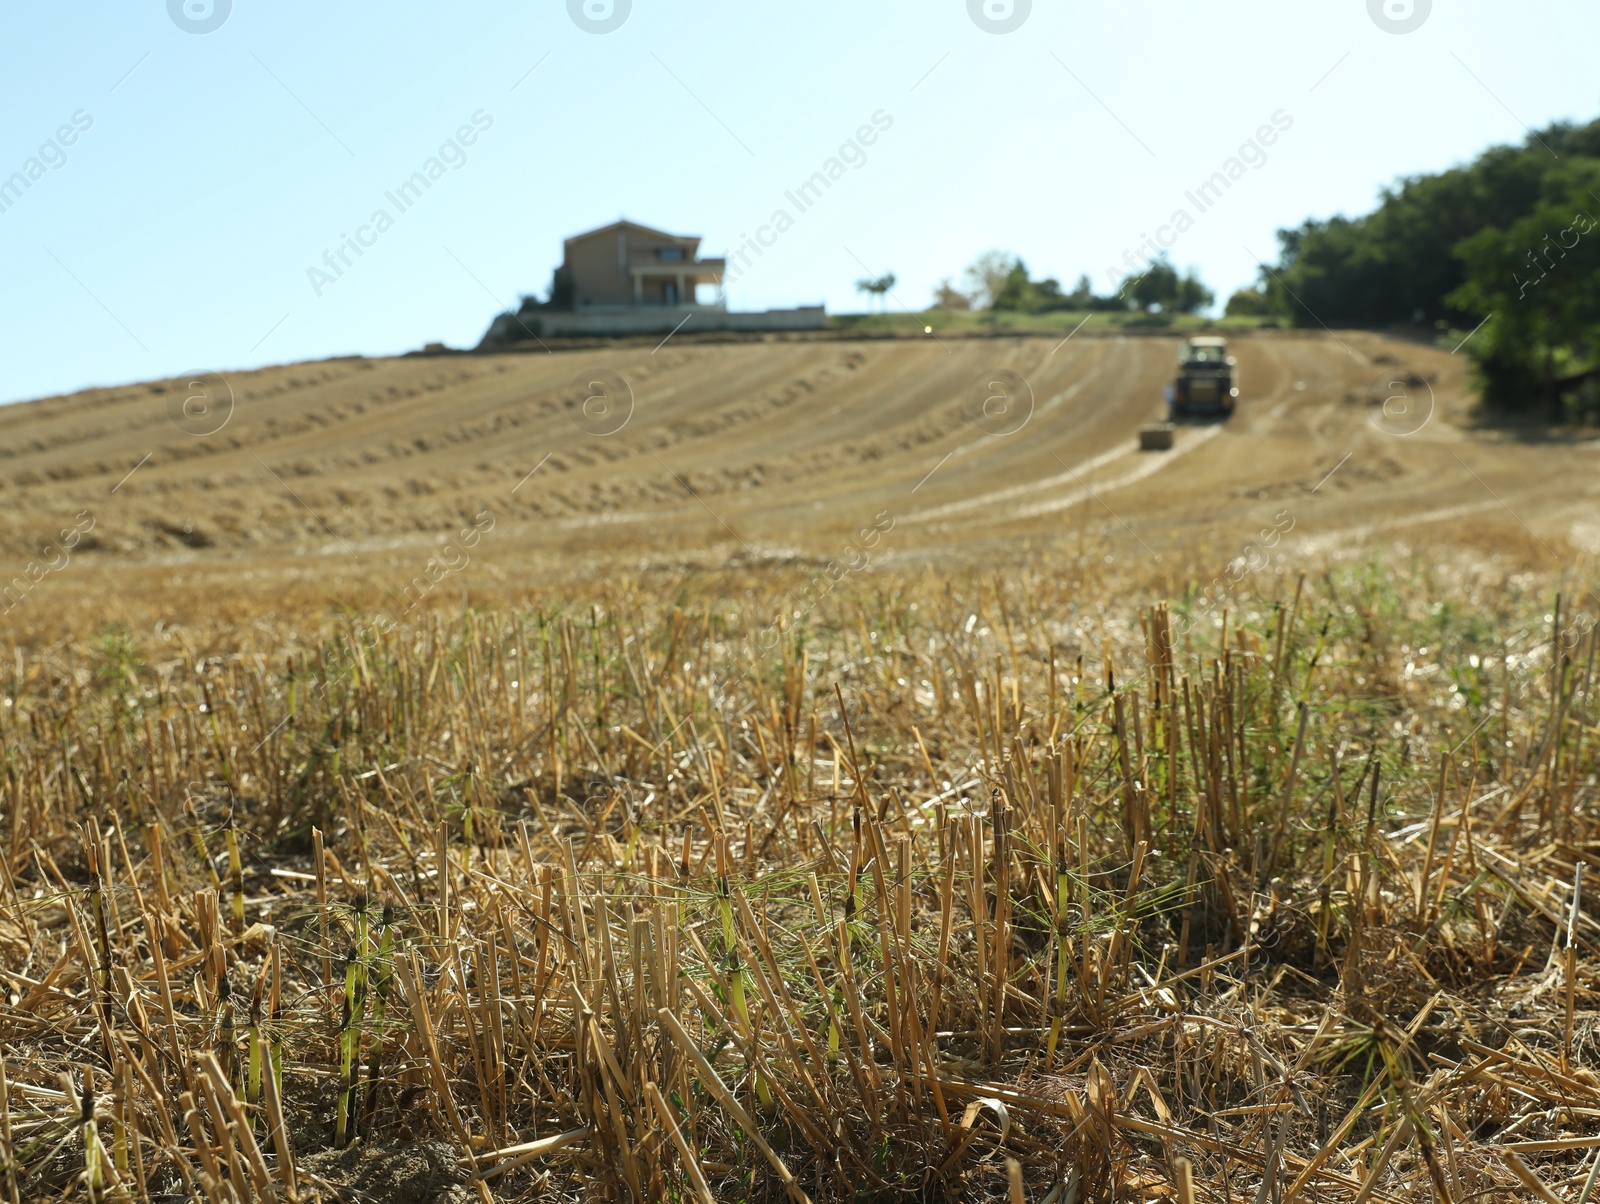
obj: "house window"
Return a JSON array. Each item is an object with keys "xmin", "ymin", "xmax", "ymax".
[{"xmin": 657, "ymin": 247, "xmax": 686, "ymax": 262}]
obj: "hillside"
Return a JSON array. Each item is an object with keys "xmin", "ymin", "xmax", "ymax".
[
  {"xmin": 0, "ymin": 328, "xmax": 1594, "ymax": 634},
  {"xmin": 4, "ymin": 330, "xmax": 1600, "ymax": 1204}
]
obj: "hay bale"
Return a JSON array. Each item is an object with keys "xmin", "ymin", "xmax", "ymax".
[{"xmin": 1139, "ymin": 424, "xmax": 1175, "ymax": 451}]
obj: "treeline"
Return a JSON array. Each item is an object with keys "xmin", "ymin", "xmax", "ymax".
[
  {"xmin": 938, "ymin": 117, "xmax": 1600, "ymax": 417},
  {"xmin": 933, "ymin": 250, "xmax": 1214, "ymax": 317},
  {"xmin": 1261, "ymin": 116, "xmax": 1600, "ymax": 417}
]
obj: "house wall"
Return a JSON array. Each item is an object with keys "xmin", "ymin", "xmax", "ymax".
[
  {"xmin": 565, "ymin": 226, "xmax": 707, "ymax": 307},
  {"xmin": 478, "ymin": 305, "xmax": 827, "ymax": 345},
  {"xmin": 537, "ymin": 306, "xmax": 826, "ymax": 336},
  {"xmin": 565, "ymin": 231, "xmax": 633, "ymax": 307}
]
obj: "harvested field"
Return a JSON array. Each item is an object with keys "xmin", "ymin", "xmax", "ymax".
[
  {"xmin": 1, "ymin": 333, "xmax": 1598, "ymax": 1202},
  {"xmin": 1, "ymin": 330, "xmax": 1595, "ymax": 628}
]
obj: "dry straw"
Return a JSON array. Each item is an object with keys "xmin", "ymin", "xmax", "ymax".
[{"xmin": 0, "ymin": 567, "xmax": 1596, "ymax": 1201}]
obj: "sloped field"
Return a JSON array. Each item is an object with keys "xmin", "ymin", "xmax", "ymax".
[
  {"xmin": 2, "ymin": 333, "xmax": 1600, "ymax": 1203},
  {"xmin": 3, "ymin": 331, "xmax": 1593, "ymax": 617}
]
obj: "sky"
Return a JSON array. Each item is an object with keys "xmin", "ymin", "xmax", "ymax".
[{"xmin": 3, "ymin": 0, "xmax": 1598, "ymax": 406}]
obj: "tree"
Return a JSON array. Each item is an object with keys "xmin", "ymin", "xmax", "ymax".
[
  {"xmin": 1173, "ymin": 271, "xmax": 1214, "ymax": 315},
  {"xmin": 990, "ymin": 259, "xmax": 1087, "ymax": 313},
  {"xmin": 854, "ymin": 272, "xmax": 897, "ymax": 313},
  {"xmin": 1224, "ymin": 288, "xmax": 1270, "ymax": 317},
  {"xmin": 959, "ymin": 254, "xmax": 1131, "ymax": 314},
  {"xmin": 546, "ymin": 266, "xmax": 575, "ymax": 311},
  {"xmin": 991, "ymin": 261, "xmax": 1042, "ymax": 311},
  {"xmin": 931, "ymin": 279, "xmax": 971, "ymax": 310},
  {"xmin": 1129, "ymin": 260, "xmax": 1175, "ymax": 311},
  {"xmin": 1069, "ymin": 273, "xmax": 1132, "ymax": 312},
  {"xmin": 1119, "ymin": 255, "xmax": 1212, "ymax": 314},
  {"xmin": 1252, "ymin": 111, "xmax": 1600, "ymax": 414},
  {"xmin": 1263, "ymin": 121, "xmax": 1595, "ymax": 329},
  {"xmin": 1448, "ymin": 161, "xmax": 1600, "ymax": 416},
  {"xmin": 962, "ymin": 251, "xmax": 1018, "ymax": 310},
  {"xmin": 1066, "ymin": 274, "xmax": 1098, "ymax": 309}
]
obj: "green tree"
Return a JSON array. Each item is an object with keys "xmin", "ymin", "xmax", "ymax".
[
  {"xmin": 1264, "ymin": 122, "xmax": 1599, "ymax": 329},
  {"xmin": 1119, "ymin": 255, "xmax": 1212, "ymax": 314},
  {"xmin": 962, "ymin": 255, "xmax": 1132, "ymax": 314},
  {"xmin": 1066, "ymin": 274, "xmax": 1097, "ymax": 308},
  {"xmin": 854, "ymin": 272, "xmax": 897, "ymax": 313},
  {"xmin": 1254, "ymin": 113, "xmax": 1600, "ymax": 413},
  {"xmin": 1173, "ymin": 271, "xmax": 1214, "ymax": 315},
  {"xmin": 1071, "ymin": 273, "xmax": 1132, "ymax": 312},
  {"xmin": 990, "ymin": 261, "xmax": 1054, "ymax": 312},
  {"xmin": 1224, "ymin": 287, "xmax": 1270, "ymax": 317},
  {"xmin": 1448, "ymin": 161, "xmax": 1600, "ymax": 416}
]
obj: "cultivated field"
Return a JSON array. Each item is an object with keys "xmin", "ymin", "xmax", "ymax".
[
  {"xmin": 2, "ymin": 328, "xmax": 1596, "ymax": 629},
  {"xmin": 1, "ymin": 331, "xmax": 1598, "ymax": 1203}
]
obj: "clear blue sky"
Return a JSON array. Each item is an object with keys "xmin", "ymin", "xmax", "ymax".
[{"xmin": 3, "ymin": 0, "xmax": 1597, "ymax": 405}]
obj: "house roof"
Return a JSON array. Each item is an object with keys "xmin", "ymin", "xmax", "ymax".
[{"xmin": 563, "ymin": 219, "xmax": 700, "ymax": 248}]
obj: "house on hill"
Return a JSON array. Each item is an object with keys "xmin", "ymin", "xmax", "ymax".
[
  {"xmin": 478, "ymin": 219, "xmax": 826, "ymax": 345},
  {"xmin": 555, "ymin": 220, "xmax": 727, "ymax": 309}
]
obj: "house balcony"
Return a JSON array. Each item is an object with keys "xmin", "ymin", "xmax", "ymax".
[{"xmin": 628, "ymin": 259, "xmax": 727, "ymax": 307}]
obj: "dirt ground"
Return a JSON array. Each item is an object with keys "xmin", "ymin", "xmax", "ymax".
[{"xmin": 2, "ymin": 328, "xmax": 1595, "ymax": 627}]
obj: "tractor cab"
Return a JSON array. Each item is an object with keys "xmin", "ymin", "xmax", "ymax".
[{"xmin": 1169, "ymin": 336, "xmax": 1238, "ymax": 419}]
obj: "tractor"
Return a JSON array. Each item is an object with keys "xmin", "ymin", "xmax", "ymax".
[{"xmin": 1167, "ymin": 336, "xmax": 1238, "ymax": 419}]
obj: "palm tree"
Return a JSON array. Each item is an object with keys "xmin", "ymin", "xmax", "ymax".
[{"xmin": 855, "ymin": 272, "xmax": 897, "ymax": 313}]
